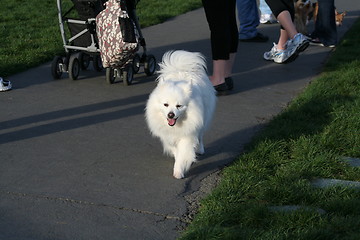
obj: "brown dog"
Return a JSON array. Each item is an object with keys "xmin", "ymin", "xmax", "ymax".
[
  {"xmin": 335, "ymin": 9, "xmax": 347, "ymax": 26},
  {"xmin": 294, "ymin": 0, "xmax": 313, "ymax": 35}
]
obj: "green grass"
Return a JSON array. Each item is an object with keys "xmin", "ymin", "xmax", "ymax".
[
  {"xmin": 180, "ymin": 19, "xmax": 360, "ymax": 240},
  {"xmin": 0, "ymin": 0, "xmax": 201, "ymax": 77}
]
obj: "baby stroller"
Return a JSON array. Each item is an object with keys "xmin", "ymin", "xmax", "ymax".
[{"xmin": 51, "ymin": 0, "xmax": 156, "ymax": 85}]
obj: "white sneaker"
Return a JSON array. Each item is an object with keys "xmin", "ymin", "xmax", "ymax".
[
  {"xmin": 263, "ymin": 43, "xmax": 279, "ymax": 61},
  {"xmin": 0, "ymin": 77, "xmax": 12, "ymax": 92},
  {"xmin": 287, "ymin": 33, "xmax": 310, "ymax": 56},
  {"xmin": 260, "ymin": 14, "xmax": 277, "ymax": 24},
  {"xmin": 263, "ymin": 43, "xmax": 291, "ymax": 63}
]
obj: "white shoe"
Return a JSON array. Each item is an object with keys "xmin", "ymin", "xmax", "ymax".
[
  {"xmin": 264, "ymin": 43, "xmax": 279, "ymax": 61},
  {"xmin": 260, "ymin": 14, "xmax": 277, "ymax": 24},
  {"xmin": 287, "ymin": 33, "xmax": 310, "ymax": 56},
  {"xmin": 263, "ymin": 43, "xmax": 291, "ymax": 63},
  {"xmin": 0, "ymin": 77, "xmax": 12, "ymax": 91}
]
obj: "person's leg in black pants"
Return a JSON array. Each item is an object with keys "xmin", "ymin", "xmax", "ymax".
[{"xmin": 202, "ymin": 0, "xmax": 238, "ymax": 93}]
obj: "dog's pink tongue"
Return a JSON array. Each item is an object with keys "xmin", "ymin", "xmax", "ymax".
[{"xmin": 168, "ymin": 118, "xmax": 176, "ymax": 126}]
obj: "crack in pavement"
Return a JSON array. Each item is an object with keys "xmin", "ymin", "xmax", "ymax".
[{"xmin": 1, "ymin": 190, "xmax": 184, "ymax": 222}]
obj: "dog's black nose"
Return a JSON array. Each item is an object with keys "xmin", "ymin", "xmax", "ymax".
[{"xmin": 168, "ymin": 112, "xmax": 175, "ymax": 119}]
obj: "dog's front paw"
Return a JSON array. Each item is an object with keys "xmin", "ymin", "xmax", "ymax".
[{"xmin": 173, "ymin": 169, "xmax": 184, "ymax": 179}]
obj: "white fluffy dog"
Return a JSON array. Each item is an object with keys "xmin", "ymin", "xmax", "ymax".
[{"xmin": 145, "ymin": 50, "xmax": 216, "ymax": 179}]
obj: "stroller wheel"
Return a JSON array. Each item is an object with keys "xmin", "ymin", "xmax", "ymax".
[
  {"xmin": 51, "ymin": 56, "xmax": 63, "ymax": 79},
  {"xmin": 69, "ymin": 55, "xmax": 80, "ymax": 80},
  {"xmin": 93, "ymin": 55, "xmax": 103, "ymax": 72},
  {"xmin": 132, "ymin": 54, "xmax": 141, "ymax": 74},
  {"xmin": 79, "ymin": 52, "xmax": 90, "ymax": 70},
  {"xmin": 122, "ymin": 63, "xmax": 134, "ymax": 86},
  {"xmin": 106, "ymin": 67, "xmax": 116, "ymax": 84},
  {"xmin": 144, "ymin": 54, "xmax": 156, "ymax": 76}
]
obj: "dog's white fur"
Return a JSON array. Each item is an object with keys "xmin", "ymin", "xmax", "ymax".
[{"xmin": 145, "ymin": 50, "xmax": 216, "ymax": 179}]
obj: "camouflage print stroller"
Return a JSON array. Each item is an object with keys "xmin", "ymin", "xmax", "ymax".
[{"xmin": 51, "ymin": 0, "xmax": 156, "ymax": 85}]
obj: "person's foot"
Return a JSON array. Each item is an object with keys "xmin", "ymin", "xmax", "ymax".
[
  {"xmin": 240, "ymin": 32, "xmax": 269, "ymax": 42},
  {"xmin": 225, "ymin": 77, "xmax": 233, "ymax": 90},
  {"xmin": 213, "ymin": 77, "xmax": 233, "ymax": 96},
  {"xmin": 287, "ymin": 33, "xmax": 310, "ymax": 55},
  {"xmin": 263, "ymin": 42, "xmax": 299, "ymax": 64},
  {"xmin": 260, "ymin": 14, "xmax": 277, "ymax": 24},
  {"xmin": 264, "ymin": 43, "xmax": 280, "ymax": 61},
  {"xmin": 263, "ymin": 43, "xmax": 290, "ymax": 63},
  {"xmin": 214, "ymin": 82, "xmax": 230, "ymax": 96},
  {"xmin": 310, "ymin": 38, "xmax": 336, "ymax": 48}
]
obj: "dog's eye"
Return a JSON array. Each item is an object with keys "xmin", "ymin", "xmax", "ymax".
[
  {"xmin": 176, "ymin": 105, "xmax": 182, "ymax": 109},
  {"xmin": 164, "ymin": 103, "xmax": 169, "ymax": 107}
]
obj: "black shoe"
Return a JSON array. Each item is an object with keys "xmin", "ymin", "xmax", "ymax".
[
  {"xmin": 310, "ymin": 38, "xmax": 336, "ymax": 48},
  {"xmin": 214, "ymin": 82, "xmax": 229, "ymax": 96},
  {"xmin": 225, "ymin": 77, "xmax": 233, "ymax": 90},
  {"xmin": 240, "ymin": 32, "xmax": 269, "ymax": 42}
]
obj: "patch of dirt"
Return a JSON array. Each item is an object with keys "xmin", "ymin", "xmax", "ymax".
[{"xmin": 182, "ymin": 170, "xmax": 222, "ymax": 224}]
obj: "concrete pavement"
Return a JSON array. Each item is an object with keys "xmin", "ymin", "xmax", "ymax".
[{"xmin": 1, "ymin": 1, "xmax": 359, "ymax": 239}]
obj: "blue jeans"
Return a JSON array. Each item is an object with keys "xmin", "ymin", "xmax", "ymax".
[
  {"xmin": 237, "ymin": 0, "xmax": 259, "ymax": 39},
  {"xmin": 311, "ymin": 0, "xmax": 337, "ymax": 46}
]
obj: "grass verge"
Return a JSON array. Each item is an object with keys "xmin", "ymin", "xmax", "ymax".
[
  {"xmin": 180, "ymin": 18, "xmax": 360, "ymax": 240},
  {"xmin": 0, "ymin": 0, "xmax": 201, "ymax": 77}
]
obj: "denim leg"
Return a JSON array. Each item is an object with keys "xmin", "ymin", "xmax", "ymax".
[
  {"xmin": 237, "ymin": 0, "xmax": 259, "ymax": 39},
  {"xmin": 312, "ymin": 0, "xmax": 337, "ymax": 46}
]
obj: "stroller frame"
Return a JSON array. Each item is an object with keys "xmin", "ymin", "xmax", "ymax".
[{"xmin": 51, "ymin": 0, "xmax": 156, "ymax": 85}]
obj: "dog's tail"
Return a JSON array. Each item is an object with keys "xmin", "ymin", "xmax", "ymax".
[{"xmin": 157, "ymin": 50, "xmax": 207, "ymax": 81}]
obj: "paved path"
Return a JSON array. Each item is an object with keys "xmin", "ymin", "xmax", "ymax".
[{"xmin": 1, "ymin": 1, "xmax": 359, "ymax": 239}]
